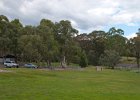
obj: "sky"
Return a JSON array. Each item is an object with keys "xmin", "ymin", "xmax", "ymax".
[{"xmin": 0, "ymin": 0, "xmax": 140, "ymax": 38}]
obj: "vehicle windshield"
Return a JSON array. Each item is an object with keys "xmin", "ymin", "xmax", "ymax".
[{"xmin": 5, "ymin": 61, "xmax": 15, "ymax": 63}]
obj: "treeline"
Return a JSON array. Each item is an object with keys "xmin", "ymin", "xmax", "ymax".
[{"xmin": 0, "ymin": 15, "xmax": 140, "ymax": 68}]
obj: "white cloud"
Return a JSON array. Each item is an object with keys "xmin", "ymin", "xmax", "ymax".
[
  {"xmin": 126, "ymin": 33, "xmax": 137, "ymax": 39},
  {"xmin": 0, "ymin": 0, "xmax": 140, "ymax": 34}
]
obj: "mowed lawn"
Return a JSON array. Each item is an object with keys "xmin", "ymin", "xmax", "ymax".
[{"xmin": 0, "ymin": 68, "xmax": 140, "ymax": 100}]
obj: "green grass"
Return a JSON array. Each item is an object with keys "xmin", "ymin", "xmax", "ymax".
[{"xmin": 0, "ymin": 67, "xmax": 140, "ymax": 100}]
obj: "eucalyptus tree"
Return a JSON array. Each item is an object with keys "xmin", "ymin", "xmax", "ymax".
[
  {"xmin": 55, "ymin": 20, "xmax": 78, "ymax": 67},
  {"xmin": 87, "ymin": 31, "xmax": 107, "ymax": 65},
  {"xmin": 107, "ymin": 27, "xmax": 124, "ymax": 36},
  {"xmin": 79, "ymin": 50, "xmax": 88, "ymax": 68},
  {"xmin": 99, "ymin": 50, "xmax": 120, "ymax": 69},
  {"xmin": 19, "ymin": 35, "xmax": 42, "ymax": 62},
  {"xmin": 37, "ymin": 19, "xmax": 58, "ymax": 67},
  {"xmin": 107, "ymin": 27, "xmax": 127, "ymax": 55},
  {"xmin": 21, "ymin": 25, "xmax": 37, "ymax": 35},
  {"xmin": 76, "ymin": 33, "xmax": 92, "ymax": 53},
  {"xmin": 132, "ymin": 29, "xmax": 140, "ymax": 68},
  {"xmin": 10, "ymin": 19, "xmax": 23, "ymax": 57},
  {"xmin": 0, "ymin": 15, "xmax": 11, "ymax": 56}
]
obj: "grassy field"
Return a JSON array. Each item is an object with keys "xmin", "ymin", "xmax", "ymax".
[{"xmin": 0, "ymin": 67, "xmax": 140, "ymax": 100}]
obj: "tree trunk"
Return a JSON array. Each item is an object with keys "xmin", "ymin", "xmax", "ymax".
[
  {"xmin": 61, "ymin": 55, "xmax": 67, "ymax": 68},
  {"xmin": 136, "ymin": 57, "xmax": 140, "ymax": 72},
  {"xmin": 136, "ymin": 58, "xmax": 139, "ymax": 68},
  {"xmin": 47, "ymin": 60, "xmax": 52, "ymax": 69},
  {"xmin": 111, "ymin": 66, "xmax": 115, "ymax": 69},
  {"xmin": 136, "ymin": 52, "xmax": 140, "ymax": 72}
]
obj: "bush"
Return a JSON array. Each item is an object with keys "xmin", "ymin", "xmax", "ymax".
[
  {"xmin": 79, "ymin": 51, "xmax": 88, "ymax": 68},
  {"xmin": 87, "ymin": 50, "xmax": 99, "ymax": 66},
  {"xmin": 99, "ymin": 50, "xmax": 120, "ymax": 69}
]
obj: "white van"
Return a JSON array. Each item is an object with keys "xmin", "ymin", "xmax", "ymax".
[{"xmin": 4, "ymin": 61, "xmax": 19, "ymax": 68}]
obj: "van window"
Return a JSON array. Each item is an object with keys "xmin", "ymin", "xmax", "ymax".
[{"xmin": 5, "ymin": 61, "xmax": 11, "ymax": 63}]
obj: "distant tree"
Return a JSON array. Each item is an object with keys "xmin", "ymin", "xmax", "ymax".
[
  {"xmin": 132, "ymin": 29, "xmax": 140, "ymax": 68},
  {"xmin": 88, "ymin": 31, "xmax": 107, "ymax": 65},
  {"xmin": 89, "ymin": 30, "xmax": 107, "ymax": 39},
  {"xmin": 0, "ymin": 15, "xmax": 21, "ymax": 57},
  {"xmin": 55, "ymin": 20, "xmax": 78, "ymax": 68},
  {"xmin": 0, "ymin": 15, "xmax": 9, "ymax": 22},
  {"xmin": 40, "ymin": 19, "xmax": 54, "ymax": 29},
  {"xmin": 10, "ymin": 19, "xmax": 23, "ymax": 57},
  {"xmin": 0, "ymin": 15, "xmax": 10, "ymax": 56},
  {"xmin": 2, "ymin": 14, "xmax": 140, "ymax": 69},
  {"xmin": 21, "ymin": 25, "xmax": 37, "ymax": 35},
  {"xmin": 107, "ymin": 27, "xmax": 127, "ymax": 55},
  {"xmin": 137, "ymin": 28, "xmax": 140, "ymax": 36},
  {"xmin": 76, "ymin": 33, "xmax": 92, "ymax": 54},
  {"xmin": 19, "ymin": 35, "xmax": 42, "ymax": 62},
  {"xmin": 11, "ymin": 19, "xmax": 23, "ymax": 28},
  {"xmin": 37, "ymin": 19, "xmax": 58, "ymax": 68},
  {"xmin": 79, "ymin": 51, "xmax": 88, "ymax": 68},
  {"xmin": 99, "ymin": 50, "xmax": 120, "ymax": 69},
  {"xmin": 107, "ymin": 27, "xmax": 124, "ymax": 36}
]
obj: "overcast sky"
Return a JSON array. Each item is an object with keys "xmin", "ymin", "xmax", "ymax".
[{"xmin": 0, "ymin": 0, "xmax": 140, "ymax": 38}]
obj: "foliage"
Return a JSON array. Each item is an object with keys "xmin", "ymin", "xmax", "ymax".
[
  {"xmin": 131, "ymin": 34, "xmax": 140, "ymax": 68},
  {"xmin": 0, "ymin": 15, "xmax": 140, "ymax": 68},
  {"xmin": 55, "ymin": 20, "xmax": 78, "ymax": 67},
  {"xmin": 99, "ymin": 50, "xmax": 121, "ymax": 69},
  {"xmin": 19, "ymin": 35, "xmax": 42, "ymax": 62},
  {"xmin": 79, "ymin": 51, "xmax": 88, "ymax": 68},
  {"xmin": 106, "ymin": 27, "xmax": 127, "ymax": 56}
]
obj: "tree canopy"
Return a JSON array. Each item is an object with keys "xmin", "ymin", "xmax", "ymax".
[{"xmin": 0, "ymin": 15, "xmax": 139, "ymax": 68}]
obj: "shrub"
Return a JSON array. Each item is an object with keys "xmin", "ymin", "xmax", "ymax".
[
  {"xmin": 99, "ymin": 50, "xmax": 120, "ymax": 69},
  {"xmin": 79, "ymin": 51, "xmax": 88, "ymax": 68}
]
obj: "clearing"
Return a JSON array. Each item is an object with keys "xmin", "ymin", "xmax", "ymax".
[{"xmin": 0, "ymin": 67, "xmax": 140, "ymax": 100}]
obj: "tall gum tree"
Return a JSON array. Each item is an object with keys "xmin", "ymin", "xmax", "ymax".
[
  {"xmin": 134, "ymin": 29, "xmax": 140, "ymax": 68},
  {"xmin": 37, "ymin": 19, "xmax": 58, "ymax": 68},
  {"xmin": 55, "ymin": 20, "xmax": 78, "ymax": 68},
  {"xmin": 107, "ymin": 27, "xmax": 127, "ymax": 55}
]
